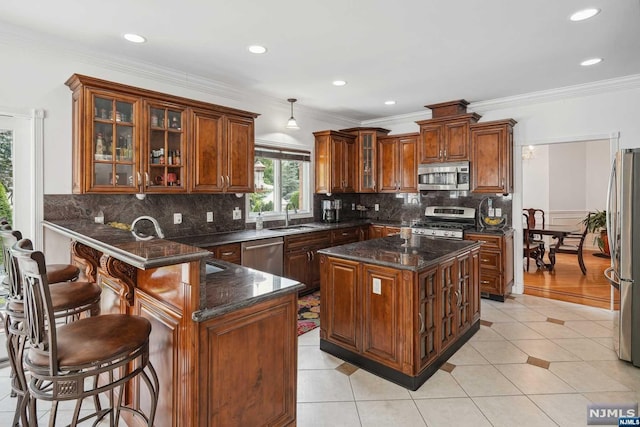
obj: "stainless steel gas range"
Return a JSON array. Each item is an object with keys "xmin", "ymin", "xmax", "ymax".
[{"xmin": 411, "ymin": 206, "xmax": 476, "ymax": 240}]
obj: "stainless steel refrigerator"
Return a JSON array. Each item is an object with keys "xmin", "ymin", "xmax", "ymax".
[{"xmin": 605, "ymin": 148, "xmax": 640, "ymax": 367}]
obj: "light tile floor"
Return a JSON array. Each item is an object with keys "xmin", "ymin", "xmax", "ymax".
[
  {"xmin": 1, "ymin": 294, "xmax": 638, "ymax": 426},
  {"xmin": 297, "ymin": 294, "xmax": 640, "ymax": 427}
]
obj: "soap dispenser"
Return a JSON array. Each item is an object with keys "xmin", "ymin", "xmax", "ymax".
[{"xmin": 256, "ymin": 211, "xmax": 264, "ymax": 231}]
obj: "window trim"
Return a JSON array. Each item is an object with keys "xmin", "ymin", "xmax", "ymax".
[{"xmin": 246, "ymin": 143, "xmax": 314, "ymax": 223}]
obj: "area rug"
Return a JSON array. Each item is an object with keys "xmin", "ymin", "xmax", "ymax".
[{"xmin": 297, "ymin": 291, "xmax": 320, "ymax": 336}]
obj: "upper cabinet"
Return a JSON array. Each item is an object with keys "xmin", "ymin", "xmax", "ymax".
[
  {"xmin": 66, "ymin": 74, "xmax": 258, "ymax": 194},
  {"xmin": 470, "ymin": 119, "xmax": 516, "ymax": 194},
  {"xmin": 416, "ymin": 100, "xmax": 480, "ymax": 164},
  {"xmin": 377, "ymin": 133, "xmax": 418, "ymax": 193},
  {"xmin": 314, "ymin": 130, "xmax": 357, "ymax": 194},
  {"xmin": 190, "ymin": 110, "xmax": 254, "ymax": 193},
  {"xmin": 340, "ymin": 127, "xmax": 390, "ymax": 193}
]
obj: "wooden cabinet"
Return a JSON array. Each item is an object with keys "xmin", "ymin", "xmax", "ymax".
[
  {"xmin": 416, "ymin": 114, "xmax": 481, "ymax": 164},
  {"xmin": 284, "ymin": 230, "xmax": 331, "ymax": 294},
  {"xmin": 66, "ymin": 74, "xmax": 258, "ymax": 195},
  {"xmin": 206, "ymin": 242, "xmax": 242, "ymax": 264},
  {"xmin": 330, "ymin": 226, "xmax": 362, "ymax": 246},
  {"xmin": 369, "ymin": 225, "xmax": 401, "ymax": 238},
  {"xmin": 314, "ymin": 130, "xmax": 357, "ymax": 194},
  {"xmin": 198, "ymin": 292, "xmax": 298, "ymax": 426},
  {"xmin": 190, "ymin": 109, "xmax": 255, "ymax": 193},
  {"xmin": 464, "ymin": 230, "xmax": 514, "ymax": 301},
  {"xmin": 470, "ymin": 119, "xmax": 516, "ymax": 194},
  {"xmin": 320, "ymin": 245, "xmax": 480, "ymax": 390},
  {"xmin": 378, "ymin": 133, "xmax": 418, "ymax": 193},
  {"xmin": 340, "ymin": 127, "xmax": 391, "ymax": 193}
]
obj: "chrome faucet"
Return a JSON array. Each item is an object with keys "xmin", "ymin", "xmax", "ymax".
[
  {"xmin": 131, "ymin": 215, "xmax": 165, "ymax": 240},
  {"xmin": 285, "ymin": 202, "xmax": 297, "ymax": 227}
]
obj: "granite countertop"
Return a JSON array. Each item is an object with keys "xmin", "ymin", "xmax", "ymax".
[
  {"xmin": 193, "ymin": 258, "xmax": 304, "ymax": 322},
  {"xmin": 318, "ymin": 235, "xmax": 482, "ymax": 271},
  {"xmin": 43, "ymin": 219, "xmax": 210, "ymax": 269},
  {"xmin": 170, "ymin": 219, "xmax": 384, "ymax": 247}
]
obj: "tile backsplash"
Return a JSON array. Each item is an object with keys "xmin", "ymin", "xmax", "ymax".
[{"xmin": 45, "ymin": 191, "xmax": 512, "ymax": 238}]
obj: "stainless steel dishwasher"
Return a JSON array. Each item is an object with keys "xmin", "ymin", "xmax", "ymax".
[{"xmin": 241, "ymin": 237, "xmax": 284, "ymax": 276}]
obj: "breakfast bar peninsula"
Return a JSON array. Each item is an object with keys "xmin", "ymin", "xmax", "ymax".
[
  {"xmin": 318, "ymin": 234, "xmax": 482, "ymax": 390},
  {"xmin": 44, "ymin": 219, "xmax": 302, "ymax": 427}
]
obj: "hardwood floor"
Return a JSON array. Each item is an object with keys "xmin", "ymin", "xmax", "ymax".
[{"xmin": 523, "ymin": 249, "xmax": 619, "ymax": 310}]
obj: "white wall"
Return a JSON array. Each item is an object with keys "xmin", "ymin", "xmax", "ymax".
[
  {"xmin": 549, "ymin": 142, "xmax": 587, "ymax": 211},
  {"xmin": 522, "ymin": 145, "xmax": 550, "ymax": 214}
]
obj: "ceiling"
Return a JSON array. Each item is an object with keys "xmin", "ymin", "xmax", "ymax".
[{"xmin": 2, "ymin": 0, "xmax": 639, "ymax": 121}]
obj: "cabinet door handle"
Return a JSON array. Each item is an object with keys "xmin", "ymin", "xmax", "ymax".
[
  {"xmin": 137, "ymin": 172, "xmax": 142, "ymax": 191},
  {"xmin": 307, "ymin": 252, "xmax": 311, "ymax": 262},
  {"xmin": 439, "ymin": 149, "xmax": 442, "ymax": 159},
  {"xmin": 221, "ymin": 251, "xmax": 234, "ymax": 256},
  {"xmin": 481, "ymin": 280, "xmax": 490, "ymax": 285},
  {"xmin": 226, "ymin": 175, "xmax": 231, "ymax": 187},
  {"xmin": 481, "ymin": 258, "xmax": 490, "ymax": 262},
  {"xmin": 501, "ymin": 179, "xmax": 505, "ymax": 188},
  {"xmin": 144, "ymin": 172, "xmax": 150, "ymax": 188},
  {"xmin": 444, "ymin": 149, "xmax": 447, "ymax": 159},
  {"xmin": 418, "ymin": 313, "xmax": 425, "ymax": 334},
  {"xmin": 454, "ymin": 290, "xmax": 461, "ymax": 307}
]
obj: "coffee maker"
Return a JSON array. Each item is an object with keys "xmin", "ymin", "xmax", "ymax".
[{"xmin": 322, "ymin": 199, "xmax": 340, "ymax": 223}]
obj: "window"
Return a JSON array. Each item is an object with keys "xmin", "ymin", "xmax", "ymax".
[{"xmin": 248, "ymin": 146, "xmax": 312, "ymax": 220}]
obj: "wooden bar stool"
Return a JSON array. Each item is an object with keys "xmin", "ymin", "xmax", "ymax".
[
  {"xmin": 12, "ymin": 239, "xmax": 159, "ymax": 427},
  {"xmin": 1, "ymin": 231, "xmax": 101, "ymax": 426}
]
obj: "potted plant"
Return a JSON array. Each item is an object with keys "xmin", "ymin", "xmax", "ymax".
[{"xmin": 583, "ymin": 210, "xmax": 609, "ymax": 256}]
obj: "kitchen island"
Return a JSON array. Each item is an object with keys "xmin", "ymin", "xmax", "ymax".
[
  {"xmin": 318, "ymin": 235, "xmax": 482, "ymax": 390},
  {"xmin": 43, "ymin": 219, "xmax": 303, "ymax": 427}
]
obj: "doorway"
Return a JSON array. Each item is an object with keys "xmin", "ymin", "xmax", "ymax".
[{"xmin": 521, "ymin": 138, "xmax": 616, "ymax": 309}]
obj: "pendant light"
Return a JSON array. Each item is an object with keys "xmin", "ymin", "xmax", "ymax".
[{"xmin": 285, "ymin": 98, "xmax": 300, "ymax": 129}]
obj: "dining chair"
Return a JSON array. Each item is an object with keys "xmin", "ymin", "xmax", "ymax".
[
  {"xmin": 11, "ymin": 238, "xmax": 159, "ymax": 426},
  {"xmin": 554, "ymin": 213, "xmax": 591, "ymax": 275},
  {"xmin": 522, "ymin": 213, "xmax": 545, "ymax": 271}
]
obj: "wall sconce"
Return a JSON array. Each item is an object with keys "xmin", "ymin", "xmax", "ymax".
[
  {"xmin": 522, "ymin": 145, "xmax": 535, "ymax": 160},
  {"xmin": 285, "ymin": 98, "xmax": 300, "ymax": 129}
]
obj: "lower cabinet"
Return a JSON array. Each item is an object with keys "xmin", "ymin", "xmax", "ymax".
[
  {"xmin": 205, "ymin": 242, "xmax": 241, "ymax": 264},
  {"xmin": 284, "ymin": 230, "xmax": 331, "ymax": 294},
  {"xmin": 198, "ymin": 292, "xmax": 298, "ymax": 426},
  {"xmin": 464, "ymin": 230, "xmax": 514, "ymax": 301},
  {"xmin": 320, "ymin": 245, "xmax": 480, "ymax": 390},
  {"xmin": 369, "ymin": 224, "xmax": 401, "ymax": 238}
]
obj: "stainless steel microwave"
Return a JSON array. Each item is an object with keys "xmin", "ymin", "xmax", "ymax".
[{"xmin": 418, "ymin": 161, "xmax": 470, "ymax": 191}]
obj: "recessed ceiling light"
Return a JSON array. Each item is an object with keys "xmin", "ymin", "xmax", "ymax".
[
  {"xmin": 570, "ymin": 8, "xmax": 600, "ymax": 22},
  {"xmin": 123, "ymin": 33, "xmax": 146, "ymax": 43},
  {"xmin": 384, "ymin": 100, "xmax": 396, "ymax": 105},
  {"xmin": 248, "ymin": 45, "xmax": 267, "ymax": 54},
  {"xmin": 580, "ymin": 57, "xmax": 603, "ymax": 66},
  {"xmin": 332, "ymin": 80, "xmax": 347, "ymax": 87}
]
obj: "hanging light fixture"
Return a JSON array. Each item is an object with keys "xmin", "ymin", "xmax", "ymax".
[{"xmin": 285, "ymin": 98, "xmax": 300, "ymax": 129}]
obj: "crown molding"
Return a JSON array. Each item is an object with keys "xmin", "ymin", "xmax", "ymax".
[
  {"xmin": 468, "ymin": 74, "xmax": 640, "ymax": 114},
  {"xmin": 362, "ymin": 74, "xmax": 640, "ymax": 127}
]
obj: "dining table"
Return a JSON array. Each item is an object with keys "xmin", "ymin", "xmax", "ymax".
[{"xmin": 527, "ymin": 224, "xmax": 581, "ymax": 271}]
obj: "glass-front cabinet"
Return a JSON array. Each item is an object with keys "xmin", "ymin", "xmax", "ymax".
[
  {"xmin": 146, "ymin": 103, "xmax": 186, "ymax": 192},
  {"xmin": 67, "ymin": 74, "xmax": 258, "ymax": 195},
  {"xmin": 359, "ymin": 131, "xmax": 376, "ymax": 192},
  {"xmin": 89, "ymin": 92, "xmax": 139, "ymax": 192}
]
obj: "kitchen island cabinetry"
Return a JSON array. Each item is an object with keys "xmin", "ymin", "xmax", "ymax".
[
  {"xmin": 46, "ymin": 220, "xmax": 301, "ymax": 427},
  {"xmin": 319, "ymin": 236, "xmax": 481, "ymax": 390},
  {"xmin": 314, "ymin": 130, "xmax": 357, "ymax": 194},
  {"xmin": 377, "ymin": 133, "xmax": 418, "ymax": 193},
  {"xmin": 66, "ymin": 74, "xmax": 258, "ymax": 195},
  {"xmin": 464, "ymin": 229, "xmax": 514, "ymax": 301},
  {"xmin": 470, "ymin": 119, "xmax": 516, "ymax": 194}
]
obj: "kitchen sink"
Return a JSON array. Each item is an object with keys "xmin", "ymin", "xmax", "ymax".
[{"xmin": 268, "ymin": 225, "xmax": 316, "ymax": 231}]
